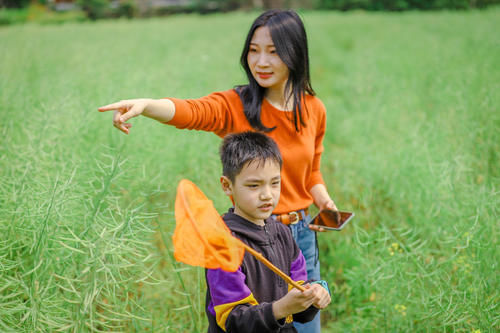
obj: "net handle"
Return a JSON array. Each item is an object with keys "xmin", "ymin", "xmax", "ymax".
[{"xmin": 237, "ymin": 240, "xmax": 306, "ymax": 292}]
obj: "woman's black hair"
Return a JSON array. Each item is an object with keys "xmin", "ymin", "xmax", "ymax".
[{"xmin": 236, "ymin": 9, "xmax": 315, "ymax": 133}]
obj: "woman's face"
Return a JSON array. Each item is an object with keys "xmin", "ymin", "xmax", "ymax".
[{"xmin": 247, "ymin": 26, "xmax": 289, "ymax": 93}]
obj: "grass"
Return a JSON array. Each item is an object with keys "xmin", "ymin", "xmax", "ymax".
[{"xmin": 1, "ymin": 8, "xmax": 499, "ymax": 332}]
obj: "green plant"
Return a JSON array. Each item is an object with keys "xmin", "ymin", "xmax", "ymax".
[
  {"xmin": 0, "ymin": 7, "xmax": 28, "ymax": 25},
  {"xmin": 0, "ymin": 9, "xmax": 498, "ymax": 331}
]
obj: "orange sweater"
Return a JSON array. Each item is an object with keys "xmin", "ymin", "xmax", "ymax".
[{"xmin": 167, "ymin": 89, "xmax": 326, "ymax": 214}]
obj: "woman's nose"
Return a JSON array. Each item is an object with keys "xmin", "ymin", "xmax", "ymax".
[{"xmin": 257, "ymin": 52, "xmax": 270, "ymax": 66}]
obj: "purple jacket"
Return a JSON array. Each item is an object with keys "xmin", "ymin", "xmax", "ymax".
[{"xmin": 205, "ymin": 209, "xmax": 318, "ymax": 332}]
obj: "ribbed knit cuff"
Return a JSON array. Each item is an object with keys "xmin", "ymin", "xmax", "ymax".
[{"xmin": 163, "ymin": 97, "xmax": 191, "ymax": 128}]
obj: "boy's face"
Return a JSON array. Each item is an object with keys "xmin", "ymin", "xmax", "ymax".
[{"xmin": 221, "ymin": 159, "xmax": 281, "ymax": 226}]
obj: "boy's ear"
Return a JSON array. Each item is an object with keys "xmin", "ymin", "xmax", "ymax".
[{"xmin": 220, "ymin": 176, "xmax": 233, "ymax": 196}]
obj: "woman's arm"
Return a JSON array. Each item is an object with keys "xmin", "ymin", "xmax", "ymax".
[
  {"xmin": 309, "ymin": 183, "xmax": 337, "ymax": 211},
  {"xmin": 98, "ymin": 98, "xmax": 176, "ymax": 134},
  {"xmin": 98, "ymin": 90, "xmax": 238, "ymax": 135},
  {"xmin": 309, "ymin": 184, "xmax": 339, "ymax": 232}
]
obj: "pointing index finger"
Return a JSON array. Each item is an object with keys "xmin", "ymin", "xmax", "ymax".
[{"xmin": 98, "ymin": 101, "xmax": 127, "ymax": 112}]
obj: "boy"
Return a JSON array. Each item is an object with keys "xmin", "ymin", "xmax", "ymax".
[{"xmin": 206, "ymin": 131, "xmax": 331, "ymax": 333}]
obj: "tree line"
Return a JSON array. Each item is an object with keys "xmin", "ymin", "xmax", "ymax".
[{"xmin": 1, "ymin": 0, "xmax": 498, "ymax": 20}]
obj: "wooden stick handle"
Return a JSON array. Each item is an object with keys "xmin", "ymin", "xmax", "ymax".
[{"xmin": 240, "ymin": 242, "xmax": 306, "ymax": 292}]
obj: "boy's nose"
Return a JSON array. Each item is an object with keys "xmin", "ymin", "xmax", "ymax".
[{"xmin": 260, "ymin": 187, "xmax": 272, "ymax": 200}]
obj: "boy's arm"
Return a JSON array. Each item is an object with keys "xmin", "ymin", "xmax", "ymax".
[
  {"xmin": 292, "ymin": 304, "xmax": 319, "ymax": 323},
  {"xmin": 286, "ymin": 238, "xmax": 330, "ymax": 323},
  {"xmin": 272, "ymin": 286, "xmax": 318, "ymax": 321},
  {"xmin": 291, "ymin": 283, "xmax": 330, "ymax": 323},
  {"xmin": 207, "ymin": 268, "xmax": 285, "ymax": 333},
  {"xmin": 225, "ymin": 283, "xmax": 329, "ymax": 330},
  {"xmin": 272, "ymin": 282, "xmax": 331, "ymax": 324}
]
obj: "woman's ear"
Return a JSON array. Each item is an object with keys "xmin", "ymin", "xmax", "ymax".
[{"xmin": 220, "ymin": 176, "xmax": 233, "ymax": 196}]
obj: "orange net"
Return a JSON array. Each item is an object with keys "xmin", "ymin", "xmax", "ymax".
[
  {"xmin": 172, "ymin": 179, "xmax": 305, "ymax": 291},
  {"xmin": 172, "ymin": 179, "xmax": 245, "ymax": 272}
]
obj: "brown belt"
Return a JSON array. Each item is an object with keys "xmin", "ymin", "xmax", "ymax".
[{"xmin": 274, "ymin": 208, "xmax": 309, "ymax": 225}]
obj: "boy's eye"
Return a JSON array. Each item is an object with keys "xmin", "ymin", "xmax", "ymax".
[{"xmin": 246, "ymin": 184, "xmax": 258, "ymax": 188}]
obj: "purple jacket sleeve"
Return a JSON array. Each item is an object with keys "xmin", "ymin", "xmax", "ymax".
[{"xmin": 207, "ymin": 268, "xmax": 284, "ymax": 332}]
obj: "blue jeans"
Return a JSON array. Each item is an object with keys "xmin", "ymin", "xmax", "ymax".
[{"xmin": 289, "ymin": 215, "xmax": 321, "ymax": 333}]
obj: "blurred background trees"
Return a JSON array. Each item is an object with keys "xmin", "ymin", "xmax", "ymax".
[
  {"xmin": 316, "ymin": 0, "xmax": 499, "ymax": 10},
  {"xmin": 1, "ymin": 0, "xmax": 499, "ymax": 23}
]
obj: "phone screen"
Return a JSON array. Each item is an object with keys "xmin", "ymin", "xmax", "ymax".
[{"xmin": 312, "ymin": 210, "xmax": 354, "ymax": 230}]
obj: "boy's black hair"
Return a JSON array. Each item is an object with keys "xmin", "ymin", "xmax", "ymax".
[
  {"xmin": 237, "ymin": 9, "xmax": 314, "ymax": 133},
  {"xmin": 220, "ymin": 131, "xmax": 282, "ymax": 182}
]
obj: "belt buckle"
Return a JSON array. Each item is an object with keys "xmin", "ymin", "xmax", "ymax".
[{"xmin": 289, "ymin": 211, "xmax": 299, "ymax": 224}]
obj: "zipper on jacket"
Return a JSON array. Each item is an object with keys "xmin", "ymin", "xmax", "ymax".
[{"xmin": 264, "ymin": 224, "xmax": 283, "ymax": 287}]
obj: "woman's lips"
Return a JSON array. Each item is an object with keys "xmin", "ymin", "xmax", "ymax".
[{"xmin": 257, "ymin": 72, "xmax": 272, "ymax": 79}]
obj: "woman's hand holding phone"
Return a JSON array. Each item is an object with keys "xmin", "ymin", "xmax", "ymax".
[
  {"xmin": 309, "ymin": 196, "xmax": 340, "ymax": 232},
  {"xmin": 309, "ymin": 208, "xmax": 340, "ymax": 232},
  {"xmin": 309, "ymin": 209, "xmax": 355, "ymax": 232},
  {"xmin": 308, "ymin": 224, "xmax": 327, "ymax": 232}
]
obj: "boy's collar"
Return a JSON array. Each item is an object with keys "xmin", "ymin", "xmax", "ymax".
[{"xmin": 225, "ymin": 208, "xmax": 271, "ymax": 229}]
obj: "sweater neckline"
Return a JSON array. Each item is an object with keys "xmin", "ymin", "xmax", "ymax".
[{"xmin": 263, "ymin": 97, "xmax": 293, "ymax": 113}]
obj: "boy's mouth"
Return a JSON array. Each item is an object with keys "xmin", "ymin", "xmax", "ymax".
[{"xmin": 258, "ymin": 203, "xmax": 273, "ymax": 211}]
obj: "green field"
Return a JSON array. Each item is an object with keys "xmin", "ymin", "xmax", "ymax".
[{"xmin": 1, "ymin": 8, "xmax": 499, "ymax": 332}]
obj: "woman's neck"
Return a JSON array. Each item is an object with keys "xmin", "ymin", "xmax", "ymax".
[{"xmin": 264, "ymin": 86, "xmax": 293, "ymax": 111}]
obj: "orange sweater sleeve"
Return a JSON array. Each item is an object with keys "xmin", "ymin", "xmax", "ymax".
[
  {"xmin": 306, "ymin": 98, "xmax": 326, "ymax": 190},
  {"xmin": 166, "ymin": 90, "xmax": 245, "ymax": 137}
]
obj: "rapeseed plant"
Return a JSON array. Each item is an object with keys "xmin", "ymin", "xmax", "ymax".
[{"xmin": 1, "ymin": 8, "xmax": 498, "ymax": 332}]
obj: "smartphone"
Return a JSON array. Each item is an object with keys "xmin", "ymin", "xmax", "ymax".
[{"xmin": 310, "ymin": 209, "xmax": 355, "ymax": 231}]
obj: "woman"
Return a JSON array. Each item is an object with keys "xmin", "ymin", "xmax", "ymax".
[{"xmin": 99, "ymin": 9, "xmax": 337, "ymax": 332}]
